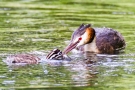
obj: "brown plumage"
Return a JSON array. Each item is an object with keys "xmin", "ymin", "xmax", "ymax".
[
  {"xmin": 6, "ymin": 54, "xmax": 40, "ymax": 64},
  {"xmin": 63, "ymin": 24, "xmax": 126, "ymax": 54},
  {"xmin": 4, "ymin": 49, "xmax": 65, "ymax": 65},
  {"xmin": 94, "ymin": 27, "xmax": 125, "ymax": 53}
]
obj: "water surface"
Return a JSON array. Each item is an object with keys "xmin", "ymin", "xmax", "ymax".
[{"xmin": 0, "ymin": 0, "xmax": 135, "ymax": 90}]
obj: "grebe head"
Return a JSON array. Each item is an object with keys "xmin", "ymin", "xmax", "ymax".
[
  {"xmin": 63, "ymin": 24, "xmax": 95, "ymax": 54},
  {"xmin": 46, "ymin": 49, "xmax": 64, "ymax": 60},
  {"xmin": 46, "ymin": 48, "xmax": 72, "ymax": 61}
]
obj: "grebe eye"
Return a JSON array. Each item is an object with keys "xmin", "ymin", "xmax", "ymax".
[{"xmin": 78, "ymin": 37, "xmax": 82, "ymax": 41}]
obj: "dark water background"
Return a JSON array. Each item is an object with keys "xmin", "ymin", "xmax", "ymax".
[{"xmin": 0, "ymin": 0, "xmax": 135, "ymax": 90}]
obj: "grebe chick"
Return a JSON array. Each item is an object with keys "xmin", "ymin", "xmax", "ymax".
[
  {"xmin": 5, "ymin": 54, "xmax": 40, "ymax": 65},
  {"xmin": 46, "ymin": 49, "xmax": 64, "ymax": 60},
  {"xmin": 46, "ymin": 49, "xmax": 71, "ymax": 60},
  {"xmin": 4, "ymin": 49, "xmax": 69, "ymax": 66},
  {"xmin": 63, "ymin": 24, "xmax": 125, "ymax": 54}
]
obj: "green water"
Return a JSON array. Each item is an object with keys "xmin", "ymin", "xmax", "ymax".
[{"xmin": 0, "ymin": 0, "xmax": 135, "ymax": 90}]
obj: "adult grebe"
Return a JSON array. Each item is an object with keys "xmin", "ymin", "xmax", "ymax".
[{"xmin": 63, "ymin": 24, "xmax": 126, "ymax": 54}]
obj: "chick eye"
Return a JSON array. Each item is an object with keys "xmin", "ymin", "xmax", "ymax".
[{"xmin": 78, "ymin": 37, "xmax": 82, "ymax": 41}]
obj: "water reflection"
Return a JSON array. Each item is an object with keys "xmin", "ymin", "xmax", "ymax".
[
  {"xmin": 1, "ymin": 49, "xmax": 135, "ymax": 89},
  {"xmin": 38, "ymin": 52, "xmax": 120, "ymax": 87},
  {"xmin": 50, "ymin": 52, "xmax": 127, "ymax": 87},
  {"xmin": 1, "ymin": 0, "xmax": 135, "ymax": 89}
]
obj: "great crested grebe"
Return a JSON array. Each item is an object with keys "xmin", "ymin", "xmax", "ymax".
[
  {"xmin": 5, "ymin": 54, "xmax": 40, "ymax": 65},
  {"xmin": 4, "ymin": 24, "xmax": 126, "ymax": 65},
  {"xmin": 46, "ymin": 49, "xmax": 71, "ymax": 60},
  {"xmin": 46, "ymin": 49, "xmax": 64, "ymax": 60},
  {"xmin": 63, "ymin": 24, "xmax": 126, "ymax": 54},
  {"xmin": 4, "ymin": 49, "xmax": 64, "ymax": 65}
]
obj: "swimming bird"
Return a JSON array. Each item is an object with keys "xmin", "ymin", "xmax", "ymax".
[
  {"xmin": 63, "ymin": 24, "xmax": 125, "ymax": 54},
  {"xmin": 46, "ymin": 49, "xmax": 64, "ymax": 60},
  {"xmin": 4, "ymin": 54, "xmax": 40, "ymax": 65},
  {"xmin": 46, "ymin": 49, "xmax": 71, "ymax": 61},
  {"xmin": 4, "ymin": 49, "xmax": 66, "ymax": 65}
]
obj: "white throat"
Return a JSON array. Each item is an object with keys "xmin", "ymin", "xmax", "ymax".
[{"xmin": 84, "ymin": 37, "xmax": 99, "ymax": 53}]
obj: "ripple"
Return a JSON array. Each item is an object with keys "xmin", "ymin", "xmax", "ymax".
[
  {"xmin": 31, "ymin": 38, "xmax": 52, "ymax": 42},
  {"xmin": 112, "ymin": 11, "xmax": 134, "ymax": 15},
  {"xmin": 2, "ymin": 80, "xmax": 15, "ymax": 85}
]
